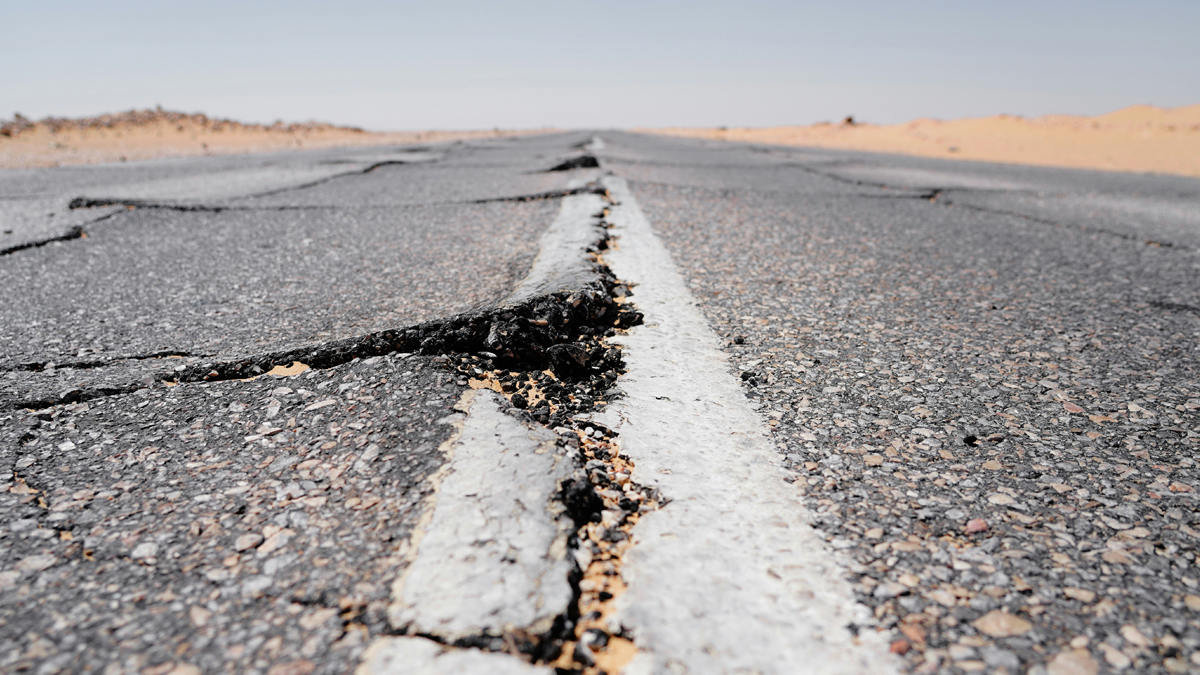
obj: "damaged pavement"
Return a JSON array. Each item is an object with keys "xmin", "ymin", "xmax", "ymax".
[{"xmin": 3, "ymin": 130, "xmax": 1200, "ymax": 675}]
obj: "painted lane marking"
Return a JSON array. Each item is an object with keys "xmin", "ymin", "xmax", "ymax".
[
  {"xmin": 597, "ymin": 175, "xmax": 897, "ymax": 675},
  {"xmin": 387, "ymin": 389, "xmax": 577, "ymax": 638}
]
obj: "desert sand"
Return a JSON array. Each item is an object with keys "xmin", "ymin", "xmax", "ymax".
[
  {"xmin": 0, "ymin": 109, "xmax": 548, "ymax": 169},
  {"xmin": 644, "ymin": 104, "xmax": 1200, "ymax": 178}
]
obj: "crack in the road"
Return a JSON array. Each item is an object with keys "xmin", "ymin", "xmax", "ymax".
[
  {"xmin": 1150, "ymin": 300, "xmax": 1200, "ymax": 316},
  {"xmin": 62, "ymin": 187, "xmax": 607, "ymax": 216},
  {"xmin": 780, "ymin": 161, "xmax": 1193, "ymax": 251},
  {"xmin": 545, "ymin": 155, "xmax": 601, "ymax": 172},
  {"xmin": 933, "ymin": 195, "xmax": 1188, "ymax": 250},
  {"xmin": 472, "ymin": 186, "xmax": 607, "ymax": 204},
  {"xmin": 65, "ymin": 160, "xmax": 436, "ymax": 213},
  {"xmin": 6, "ymin": 350, "xmax": 198, "ymax": 373},
  {"xmin": 0, "ymin": 225, "xmax": 86, "ymax": 256},
  {"xmin": 395, "ymin": 199, "xmax": 650, "ymax": 673}
]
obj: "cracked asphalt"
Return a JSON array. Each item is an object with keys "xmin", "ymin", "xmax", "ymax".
[
  {"xmin": 597, "ymin": 131, "xmax": 1200, "ymax": 674},
  {"xmin": 0, "ymin": 135, "xmax": 597, "ymax": 410},
  {"xmin": 0, "ymin": 132, "xmax": 604, "ymax": 674},
  {"xmin": 4, "ymin": 129, "xmax": 1200, "ymax": 675}
]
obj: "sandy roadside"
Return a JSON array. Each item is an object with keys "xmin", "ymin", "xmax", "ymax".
[
  {"xmin": 642, "ymin": 104, "xmax": 1200, "ymax": 178},
  {"xmin": 0, "ymin": 109, "xmax": 552, "ymax": 169}
]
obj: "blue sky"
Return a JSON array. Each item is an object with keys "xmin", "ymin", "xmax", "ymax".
[{"xmin": 3, "ymin": 0, "xmax": 1198, "ymax": 130}]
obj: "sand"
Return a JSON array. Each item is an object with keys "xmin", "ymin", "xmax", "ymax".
[
  {"xmin": 642, "ymin": 104, "xmax": 1200, "ymax": 178},
  {"xmin": 0, "ymin": 109, "xmax": 549, "ymax": 169}
]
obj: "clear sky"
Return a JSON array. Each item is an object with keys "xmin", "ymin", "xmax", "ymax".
[{"xmin": 3, "ymin": 0, "xmax": 1198, "ymax": 130}]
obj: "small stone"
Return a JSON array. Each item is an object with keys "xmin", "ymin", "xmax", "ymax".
[
  {"xmin": 167, "ymin": 666, "xmax": 202, "ymax": 675},
  {"xmin": 964, "ymin": 519, "xmax": 989, "ymax": 534},
  {"xmin": 1069, "ymin": 636, "xmax": 1089, "ymax": 649},
  {"xmin": 298, "ymin": 608, "xmax": 339, "ymax": 630},
  {"xmin": 1184, "ymin": 594, "xmax": 1200, "ymax": 611},
  {"xmin": 235, "ymin": 533, "xmax": 264, "ymax": 551},
  {"xmin": 15, "ymin": 554, "xmax": 57, "ymax": 573},
  {"xmin": 131, "ymin": 542, "xmax": 158, "ymax": 559},
  {"xmin": 899, "ymin": 623, "xmax": 926, "ymax": 645},
  {"xmin": 1102, "ymin": 549, "xmax": 1133, "ymax": 565},
  {"xmin": 1064, "ymin": 588, "xmax": 1095, "ymax": 603},
  {"xmin": 928, "ymin": 589, "xmax": 957, "ymax": 607},
  {"xmin": 973, "ymin": 610, "xmax": 1032, "ymax": 638},
  {"xmin": 266, "ymin": 660, "xmax": 316, "ymax": 675},
  {"xmin": 1119, "ymin": 624, "xmax": 1152, "ymax": 648},
  {"xmin": 257, "ymin": 528, "xmax": 295, "ymax": 556},
  {"xmin": 1047, "ymin": 649, "xmax": 1098, "ymax": 675},
  {"xmin": 890, "ymin": 639, "xmax": 910, "ymax": 655},
  {"xmin": 874, "ymin": 582, "xmax": 907, "ymax": 599},
  {"xmin": 1098, "ymin": 643, "xmax": 1131, "ymax": 670},
  {"xmin": 982, "ymin": 647, "xmax": 1021, "ymax": 671},
  {"xmin": 189, "ymin": 605, "xmax": 212, "ymax": 627},
  {"xmin": 1164, "ymin": 657, "xmax": 1189, "ymax": 674},
  {"xmin": 1063, "ymin": 403, "xmax": 1085, "ymax": 414},
  {"xmin": 949, "ymin": 644, "xmax": 977, "ymax": 660},
  {"xmin": 899, "ymin": 573, "xmax": 920, "ymax": 587},
  {"xmin": 982, "ymin": 459, "xmax": 1002, "ymax": 470}
]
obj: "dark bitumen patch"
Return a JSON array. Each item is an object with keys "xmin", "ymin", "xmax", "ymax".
[
  {"xmin": 605, "ymin": 131, "xmax": 1200, "ymax": 674},
  {"xmin": 0, "ymin": 354, "xmax": 462, "ymax": 675},
  {"xmin": 545, "ymin": 156, "xmax": 600, "ymax": 172}
]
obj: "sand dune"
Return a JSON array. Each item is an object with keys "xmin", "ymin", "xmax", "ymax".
[
  {"xmin": 0, "ymin": 109, "xmax": 547, "ymax": 168},
  {"xmin": 644, "ymin": 104, "xmax": 1200, "ymax": 177}
]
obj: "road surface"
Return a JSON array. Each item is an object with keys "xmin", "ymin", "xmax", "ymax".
[{"xmin": 2, "ymin": 131, "xmax": 1198, "ymax": 675}]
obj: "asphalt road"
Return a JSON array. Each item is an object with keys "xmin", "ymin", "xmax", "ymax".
[
  {"xmin": 3, "ymin": 130, "xmax": 1199, "ymax": 675},
  {"xmin": 599, "ymin": 132, "xmax": 1200, "ymax": 674}
]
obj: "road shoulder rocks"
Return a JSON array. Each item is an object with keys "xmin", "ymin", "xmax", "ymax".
[{"xmin": 596, "ymin": 176, "xmax": 897, "ymax": 674}]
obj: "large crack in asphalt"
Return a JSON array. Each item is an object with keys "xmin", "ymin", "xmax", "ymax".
[
  {"xmin": 3, "ymin": 268, "xmax": 636, "ymax": 411},
  {"xmin": 65, "ymin": 187, "xmax": 607, "ymax": 214},
  {"xmin": 359, "ymin": 189, "xmax": 657, "ymax": 675},
  {"xmin": 5, "ymin": 350, "xmax": 198, "ymax": 374},
  {"xmin": 7, "ymin": 156, "xmax": 647, "ymax": 673},
  {"xmin": 0, "ymin": 226, "xmax": 87, "ymax": 256}
]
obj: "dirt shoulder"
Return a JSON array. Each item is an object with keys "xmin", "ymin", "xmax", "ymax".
[
  {"xmin": 641, "ymin": 104, "xmax": 1200, "ymax": 178},
  {"xmin": 0, "ymin": 109, "xmax": 551, "ymax": 169}
]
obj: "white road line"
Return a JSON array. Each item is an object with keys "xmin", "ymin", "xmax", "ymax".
[
  {"xmin": 597, "ymin": 176, "xmax": 897, "ymax": 675},
  {"xmin": 359, "ymin": 635, "xmax": 553, "ymax": 675},
  {"xmin": 504, "ymin": 185, "xmax": 607, "ymax": 305},
  {"xmin": 385, "ymin": 389, "xmax": 577, "ymax": 639}
]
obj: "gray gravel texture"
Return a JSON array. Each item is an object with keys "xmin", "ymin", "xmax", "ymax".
[
  {"xmin": 602, "ymin": 132, "xmax": 1200, "ymax": 674},
  {"xmin": 0, "ymin": 133, "xmax": 598, "ymax": 410},
  {"xmin": 0, "ymin": 353, "xmax": 464, "ymax": 675},
  {"xmin": 0, "ymin": 131, "xmax": 608, "ymax": 674}
]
